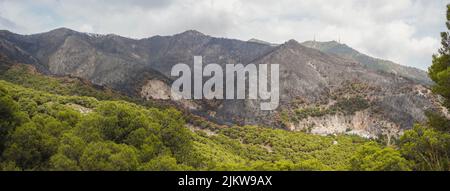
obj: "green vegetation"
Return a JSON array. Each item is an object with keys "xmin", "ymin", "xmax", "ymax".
[
  {"xmin": 0, "ymin": 80, "xmax": 405, "ymax": 171},
  {"xmin": 350, "ymin": 142, "xmax": 411, "ymax": 171},
  {"xmin": 0, "ymin": 63, "xmax": 425, "ymax": 171},
  {"xmin": 0, "ymin": 80, "xmax": 194, "ymax": 170},
  {"xmin": 395, "ymin": 4, "xmax": 450, "ymax": 171},
  {"xmin": 294, "ymin": 107, "xmax": 332, "ymax": 120},
  {"xmin": 332, "ymin": 97, "xmax": 370, "ymax": 115},
  {"xmin": 429, "ymin": 4, "xmax": 450, "ymax": 110},
  {"xmin": 0, "ymin": 64, "xmax": 126, "ymax": 101},
  {"xmin": 0, "ymin": 56, "xmax": 446, "ymax": 171},
  {"xmin": 287, "ymin": 96, "xmax": 369, "ymax": 124},
  {"xmin": 400, "ymin": 123, "xmax": 450, "ymax": 171}
]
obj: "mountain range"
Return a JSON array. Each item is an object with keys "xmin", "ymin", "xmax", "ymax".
[{"xmin": 0, "ymin": 28, "xmax": 445, "ymax": 139}]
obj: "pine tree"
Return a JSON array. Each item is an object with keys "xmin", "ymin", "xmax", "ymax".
[{"xmin": 429, "ymin": 4, "xmax": 450, "ymax": 109}]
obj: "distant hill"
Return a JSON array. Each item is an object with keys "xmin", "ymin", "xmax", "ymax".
[{"xmin": 301, "ymin": 40, "xmax": 433, "ymax": 86}]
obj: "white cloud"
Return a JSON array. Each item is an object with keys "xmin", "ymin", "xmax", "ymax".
[{"xmin": 0, "ymin": 0, "xmax": 448, "ymax": 70}]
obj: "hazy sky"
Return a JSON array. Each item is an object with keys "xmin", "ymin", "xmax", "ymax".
[{"xmin": 0, "ymin": 0, "xmax": 449, "ymax": 70}]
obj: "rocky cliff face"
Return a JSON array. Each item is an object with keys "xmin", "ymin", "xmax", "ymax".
[{"xmin": 0, "ymin": 28, "xmax": 445, "ymax": 138}]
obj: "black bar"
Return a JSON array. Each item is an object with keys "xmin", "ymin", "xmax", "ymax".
[{"xmin": 0, "ymin": 171, "xmax": 448, "ymax": 190}]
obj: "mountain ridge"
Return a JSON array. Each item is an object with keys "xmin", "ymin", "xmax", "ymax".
[
  {"xmin": 301, "ymin": 40, "xmax": 432, "ymax": 85},
  {"xmin": 0, "ymin": 28, "xmax": 444, "ymax": 138}
]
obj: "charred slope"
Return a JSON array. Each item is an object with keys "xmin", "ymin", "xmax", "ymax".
[
  {"xmin": 301, "ymin": 40, "xmax": 433, "ymax": 85},
  {"xmin": 0, "ymin": 28, "xmax": 444, "ymax": 138}
]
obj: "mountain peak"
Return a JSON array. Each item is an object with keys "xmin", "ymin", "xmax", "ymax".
[
  {"xmin": 176, "ymin": 30, "xmax": 205, "ymax": 37},
  {"xmin": 45, "ymin": 27, "xmax": 78, "ymax": 36},
  {"xmin": 282, "ymin": 39, "xmax": 301, "ymax": 48},
  {"xmin": 288, "ymin": 39, "xmax": 300, "ymax": 44},
  {"xmin": 50, "ymin": 27, "xmax": 74, "ymax": 33},
  {"xmin": 301, "ymin": 40, "xmax": 351, "ymax": 52}
]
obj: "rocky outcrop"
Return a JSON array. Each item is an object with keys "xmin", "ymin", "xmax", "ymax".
[
  {"xmin": 289, "ymin": 110, "xmax": 401, "ymax": 139},
  {"xmin": 140, "ymin": 80, "xmax": 171, "ymax": 100}
]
